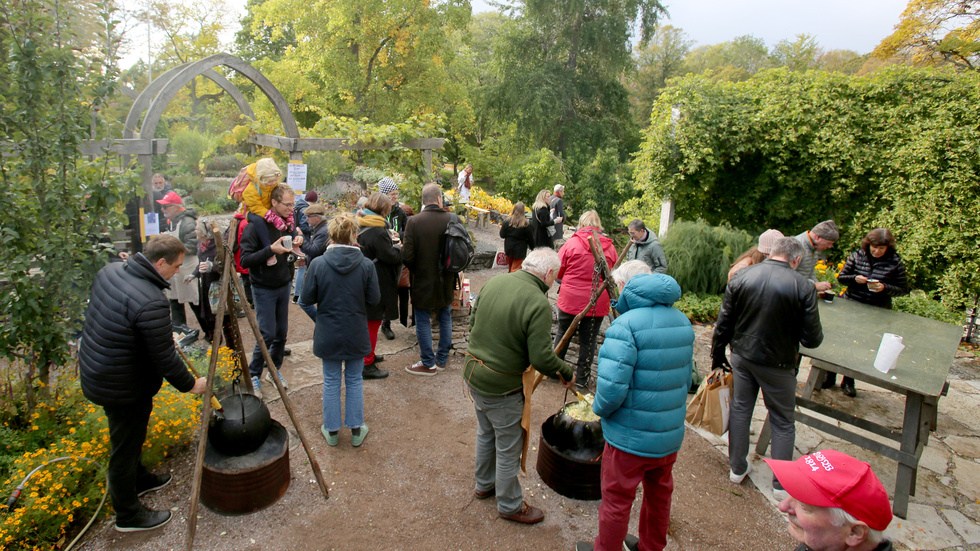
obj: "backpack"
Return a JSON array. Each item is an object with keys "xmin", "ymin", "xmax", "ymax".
[
  {"xmin": 442, "ymin": 213, "xmax": 474, "ymax": 273},
  {"xmin": 228, "ymin": 167, "xmax": 251, "ymax": 202}
]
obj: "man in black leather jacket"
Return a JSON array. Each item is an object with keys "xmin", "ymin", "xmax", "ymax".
[
  {"xmin": 79, "ymin": 235, "xmax": 207, "ymax": 533},
  {"xmin": 711, "ymin": 237, "xmax": 823, "ymax": 498}
]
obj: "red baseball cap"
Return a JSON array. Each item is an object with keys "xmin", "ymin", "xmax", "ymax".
[
  {"xmin": 765, "ymin": 450, "xmax": 892, "ymax": 531},
  {"xmin": 156, "ymin": 192, "xmax": 183, "ymax": 205}
]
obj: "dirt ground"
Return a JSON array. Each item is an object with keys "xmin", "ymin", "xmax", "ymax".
[{"xmin": 76, "ymin": 222, "xmax": 797, "ymax": 551}]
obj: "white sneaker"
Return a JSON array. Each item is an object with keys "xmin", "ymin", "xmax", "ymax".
[
  {"xmin": 249, "ymin": 376, "xmax": 263, "ymax": 400},
  {"xmin": 773, "ymin": 489, "xmax": 789, "ymax": 502},
  {"xmin": 730, "ymin": 462, "xmax": 753, "ymax": 484},
  {"xmin": 266, "ymin": 370, "xmax": 288, "ymax": 389}
]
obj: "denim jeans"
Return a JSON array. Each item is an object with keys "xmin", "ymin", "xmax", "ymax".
[
  {"xmin": 248, "ymin": 283, "xmax": 290, "ymax": 378},
  {"xmin": 414, "ymin": 305, "xmax": 452, "ymax": 367},
  {"xmin": 321, "ymin": 358, "xmax": 365, "ymax": 432},
  {"xmin": 470, "ymin": 388, "xmax": 525, "ymax": 515},
  {"xmin": 293, "ymin": 264, "xmax": 306, "ymax": 298}
]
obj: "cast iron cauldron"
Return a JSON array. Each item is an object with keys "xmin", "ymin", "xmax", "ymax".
[
  {"xmin": 208, "ymin": 380, "xmax": 272, "ymax": 456},
  {"xmin": 536, "ymin": 399, "xmax": 605, "ymax": 500}
]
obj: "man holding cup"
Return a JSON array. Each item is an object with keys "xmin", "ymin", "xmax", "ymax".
[{"xmin": 239, "ymin": 183, "xmax": 303, "ymax": 397}]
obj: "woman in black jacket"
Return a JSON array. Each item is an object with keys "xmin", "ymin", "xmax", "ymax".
[
  {"xmin": 529, "ymin": 189, "xmax": 554, "ymax": 250},
  {"xmin": 499, "ymin": 202, "xmax": 535, "ymax": 272},
  {"xmin": 186, "ymin": 219, "xmax": 218, "ymax": 342},
  {"xmin": 301, "ymin": 212, "xmax": 380, "ymax": 447},
  {"xmin": 357, "ymin": 193, "xmax": 402, "ymax": 379},
  {"xmin": 831, "ymin": 228, "xmax": 910, "ymax": 396}
]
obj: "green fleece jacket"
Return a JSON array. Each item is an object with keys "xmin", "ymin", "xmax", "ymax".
[{"xmin": 463, "ymin": 270, "xmax": 574, "ymax": 395}]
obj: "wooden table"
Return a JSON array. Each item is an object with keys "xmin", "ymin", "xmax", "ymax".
[{"xmin": 755, "ymin": 297, "xmax": 961, "ymax": 518}]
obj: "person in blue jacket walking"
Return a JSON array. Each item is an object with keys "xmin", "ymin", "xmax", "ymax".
[{"xmin": 577, "ymin": 261, "xmax": 695, "ymax": 551}]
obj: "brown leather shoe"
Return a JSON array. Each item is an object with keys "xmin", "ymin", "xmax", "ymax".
[
  {"xmin": 499, "ymin": 501, "xmax": 544, "ymax": 524},
  {"xmin": 474, "ymin": 487, "xmax": 495, "ymax": 500}
]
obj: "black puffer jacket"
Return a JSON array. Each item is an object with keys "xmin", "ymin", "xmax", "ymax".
[
  {"xmin": 837, "ymin": 248, "xmax": 908, "ymax": 309},
  {"xmin": 712, "ymin": 259, "xmax": 824, "ymax": 369},
  {"xmin": 79, "ymin": 254, "xmax": 196, "ymax": 406}
]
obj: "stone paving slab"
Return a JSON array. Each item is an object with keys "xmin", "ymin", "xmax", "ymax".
[{"xmin": 942, "ymin": 509, "xmax": 980, "ymax": 545}]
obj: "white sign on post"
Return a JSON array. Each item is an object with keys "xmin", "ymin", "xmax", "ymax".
[
  {"xmin": 144, "ymin": 211, "xmax": 160, "ymax": 236},
  {"xmin": 287, "ymin": 163, "xmax": 308, "ymax": 192}
]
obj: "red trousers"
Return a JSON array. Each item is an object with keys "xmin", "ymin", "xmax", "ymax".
[
  {"xmin": 595, "ymin": 444, "xmax": 677, "ymax": 551},
  {"xmin": 506, "ymin": 256, "xmax": 524, "ymax": 273},
  {"xmin": 365, "ymin": 319, "xmax": 382, "ymax": 365}
]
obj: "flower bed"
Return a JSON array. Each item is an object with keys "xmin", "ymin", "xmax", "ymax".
[{"xmin": 0, "ymin": 348, "xmax": 236, "ymax": 550}]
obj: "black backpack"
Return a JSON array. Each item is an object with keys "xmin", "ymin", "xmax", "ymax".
[{"xmin": 442, "ymin": 213, "xmax": 475, "ymax": 273}]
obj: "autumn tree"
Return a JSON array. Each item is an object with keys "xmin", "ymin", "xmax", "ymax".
[
  {"xmin": 874, "ymin": 0, "xmax": 980, "ymax": 70},
  {"xmin": 244, "ymin": 0, "xmax": 471, "ymax": 124},
  {"xmin": 629, "ymin": 25, "xmax": 694, "ymax": 125}
]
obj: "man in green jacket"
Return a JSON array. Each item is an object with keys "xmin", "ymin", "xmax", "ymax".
[{"xmin": 463, "ymin": 247, "xmax": 575, "ymax": 525}]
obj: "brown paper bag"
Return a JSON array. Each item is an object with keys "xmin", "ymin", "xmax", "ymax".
[
  {"xmin": 703, "ymin": 372, "xmax": 733, "ymax": 436},
  {"xmin": 686, "ymin": 371, "xmax": 733, "ymax": 436},
  {"xmin": 685, "ymin": 378, "xmax": 709, "ymax": 426}
]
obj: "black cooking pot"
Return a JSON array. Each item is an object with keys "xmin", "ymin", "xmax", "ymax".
[
  {"xmin": 548, "ymin": 399, "xmax": 605, "ymax": 461},
  {"xmin": 208, "ymin": 380, "xmax": 272, "ymax": 456}
]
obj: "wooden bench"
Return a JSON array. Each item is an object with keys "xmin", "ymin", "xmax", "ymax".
[{"xmin": 465, "ymin": 205, "xmax": 490, "ymax": 229}]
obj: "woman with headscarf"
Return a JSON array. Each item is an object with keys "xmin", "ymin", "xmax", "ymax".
[{"xmin": 357, "ymin": 192, "xmax": 403, "ymax": 380}]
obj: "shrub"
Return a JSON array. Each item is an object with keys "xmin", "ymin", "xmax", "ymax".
[
  {"xmin": 0, "ymin": 348, "xmax": 237, "ymax": 549},
  {"xmin": 204, "ymin": 153, "xmax": 243, "ymax": 176},
  {"xmin": 306, "ymin": 151, "xmax": 352, "ymax": 188},
  {"xmin": 352, "ymin": 165, "xmax": 387, "ymax": 187},
  {"xmin": 662, "ymin": 219, "xmax": 754, "ymax": 294},
  {"xmin": 674, "ymin": 293, "xmax": 723, "ymax": 324},
  {"xmin": 893, "ymin": 291, "xmax": 963, "ymax": 325},
  {"xmin": 170, "ymin": 129, "xmax": 212, "ymax": 174}
]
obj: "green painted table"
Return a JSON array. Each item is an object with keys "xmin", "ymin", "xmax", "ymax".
[{"xmin": 756, "ymin": 297, "xmax": 962, "ymax": 519}]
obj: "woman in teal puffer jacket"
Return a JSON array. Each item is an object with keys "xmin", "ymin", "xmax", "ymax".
[{"xmin": 582, "ymin": 264, "xmax": 694, "ymax": 551}]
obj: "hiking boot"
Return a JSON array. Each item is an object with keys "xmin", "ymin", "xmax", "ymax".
[
  {"xmin": 381, "ymin": 323, "xmax": 395, "ymax": 340},
  {"xmin": 371, "ymin": 355, "xmax": 385, "ymax": 363},
  {"xmin": 351, "ymin": 424, "xmax": 369, "ymax": 447},
  {"xmin": 406, "ymin": 361, "xmax": 437, "ymax": 377},
  {"xmin": 474, "ymin": 487, "xmax": 496, "ymax": 500},
  {"xmin": 362, "ymin": 365, "xmax": 389, "ymax": 380},
  {"xmin": 499, "ymin": 501, "xmax": 544, "ymax": 524},
  {"xmin": 136, "ymin": 473, "xmax": 172, "ymax": 497},
  {"xmin": 115, "ymin": 507, "xmax": 172, "ymax": 532},
  {"xmin": 730, "ymin": 462, "xmax": 753, "ymax": 484}
]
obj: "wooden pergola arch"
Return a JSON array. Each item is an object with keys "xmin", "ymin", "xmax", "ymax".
[{"xmin": 115, "ymin": 53, "xmax": 443, "ymax": 218}]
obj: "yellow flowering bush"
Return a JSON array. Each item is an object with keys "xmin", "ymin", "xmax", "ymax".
[
  {"xmin": 0, "ymin": 347, "xmax": 236, "ymax": 550},
  {"xmin": 446, "ymin": 186, "xmax": 515, "ymax": 215}
]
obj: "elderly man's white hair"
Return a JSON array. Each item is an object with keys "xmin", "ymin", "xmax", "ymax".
[
  {"xmin": 521, "ymin": 247, "xmax": 560, "ymax": 276},
  {"xmin": 612, "ymin": 260, "xmax": 652, "ymax": 287}
]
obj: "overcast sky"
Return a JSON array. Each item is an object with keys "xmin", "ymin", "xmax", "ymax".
[{"xmin": 120, "ymin": 0, "xmax": 910, "ymax": 68}]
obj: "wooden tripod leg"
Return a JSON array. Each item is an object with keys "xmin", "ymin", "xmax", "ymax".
[
  {"xmin": 185, "ymin": 255, "xmax": 232, "ymax": 550},
  {"xmin": 210, "ymin": 223, "xmax": 330, "ymax": 501},
  {"xmin": 225, "ymin": 255, "xmax": 331, "ymax": 501}
]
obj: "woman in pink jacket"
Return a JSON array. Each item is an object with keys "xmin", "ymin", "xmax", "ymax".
[{"xmin": 554, "ymin": 210, "xmax": 618, "ymax": 390}]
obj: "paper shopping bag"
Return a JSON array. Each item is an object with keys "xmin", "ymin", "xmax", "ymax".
[
  {"xmin": 685, "ymin": 377, "xmax": 709, "ymax": 427},
  {"xmin": 493, "ymin": 249, "xmax": 509, "ymax": 269},
  {"xmin": 703, "ymin": 372, "xmax": 733, "ymax": 436}
]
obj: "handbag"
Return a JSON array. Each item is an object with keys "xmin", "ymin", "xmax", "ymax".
[{"xmin": 398, "ymin": 266, "xmax": 411, "ymax": 288}]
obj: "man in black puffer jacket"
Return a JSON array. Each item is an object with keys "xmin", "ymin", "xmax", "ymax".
[
  {"xmin": 79, "ymin": 234, "xmax": 207, "ymax": 533},
  {"xmin": 711, "ymin": 237, "xmax": 823, "ymax": 500}
]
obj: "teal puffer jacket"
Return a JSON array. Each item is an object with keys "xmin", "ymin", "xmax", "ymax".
[{"xmin": 593, "ymin": 273, "xmax": 694, "ymax": 458}]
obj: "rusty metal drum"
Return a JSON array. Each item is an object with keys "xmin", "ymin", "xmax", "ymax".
[{"xmin": 201, "ymin": 419, "xmax": 290, "ymax": 515}]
